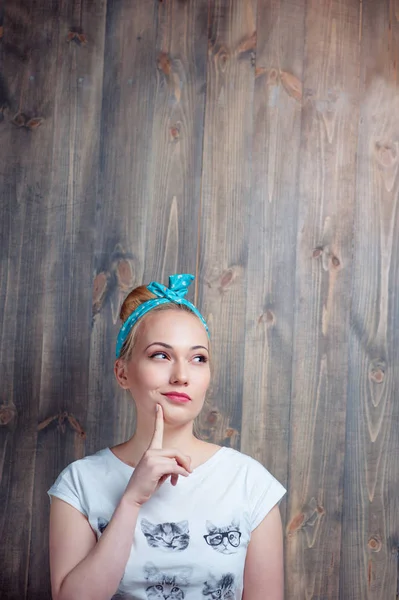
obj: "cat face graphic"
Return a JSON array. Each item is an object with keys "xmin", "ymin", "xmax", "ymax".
[
  {"xmin": 144, "ymin": 562, "xmax": 191, "ymax": 600},
  {"xmin": 97, "ymin": 517, "xmax": 109, "ymax": 535},
  {"xmin": 202, "ymin": 573, "xmax": 235, "ymax": 599},
  {"xmin": 141, "ymin": 519, "xmax": 190, "ymax": 552},
  {"xmin": 145, "ymin": 582, "xmax": 184, "ymax": 600},
  {"xmin": 204, "ymin": 520, "xmax": 241, "ymax": 555}
]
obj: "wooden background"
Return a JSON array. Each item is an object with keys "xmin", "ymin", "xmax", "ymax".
[{"xmin": 0, "ymin": 0, "xmax": 398, "ymax": 598}]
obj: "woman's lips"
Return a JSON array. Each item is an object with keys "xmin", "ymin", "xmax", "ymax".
[{"xmin": 162, "ymin": 392, "xmax": 191, "ymax": 403}]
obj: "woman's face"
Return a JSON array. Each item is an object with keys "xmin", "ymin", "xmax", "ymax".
[{"xmin": 118, "ymin": 309, "xmax": 211, "ymax": 425}]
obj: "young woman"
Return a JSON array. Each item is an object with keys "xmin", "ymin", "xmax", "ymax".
[{"xmin": 48, "ymin": 274, "xmax": 286, "ymax": 600}]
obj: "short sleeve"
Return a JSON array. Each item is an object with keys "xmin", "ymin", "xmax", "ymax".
[
  {"xmin": 248, "ymin": 462, "xmax": 287, "ymax": 531},
  {"xmin": 48, "ymin": 462, "xmax": 88, "ymax": 517}
]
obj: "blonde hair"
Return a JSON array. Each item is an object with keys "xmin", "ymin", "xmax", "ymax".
[
  {"xmin": 118, "ymin": 284, "xmax": 211, "ymax": 439},
  {"xmin": 118, "ymin": 285, "xmax": 206, "ymax": 361}
]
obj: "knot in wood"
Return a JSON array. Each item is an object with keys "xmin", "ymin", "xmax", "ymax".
[
  {"xmin": 217, "ymin": 48, "xmax": 230, "ymax": 71},
  {"xmin": 11, "ymin": 113, "xmax": 43, "ymax": 130},
  {"xmin": 0, "ymin": 404, "xmax": 17, "ymax": 425},
  {"xmin": 267, "ymin": 68, "xmax": 279, "ymax": 85},
  {"xmin": 157, "ymin": 52, "xmax": 172, "ymax": 76},
  {"xmin": 170, "ymin": 124, "xmax": 181, "ymax": 141},
  {"xmin": 225, "ymin": 427, "xmax": 238, "ymax": 440},
  {"xmin": 237, "ymin": 31, "xmax": 257, "ymax": 57},
  {"xmin": 312, "ymin": 247, "xmax": 323, "ymax": 258},
  {"xmin": 93, "ymin": 272, "xmax": 108, "ymax": 313},
  {"xmin": 258, "ymin": 310, "xmax": 275, "ymax": 326},
  {"xmin": 287, "ymin": 512, "xmax": 305, "ymax": 535},
  {"xmin": 220, "ymin": 269, "xmax": 234, "ymax": 288},
  {"xmin": 375, "ymin": 141, "xmax": 398, "ymax": 168},
  {"xmin": 218, "ymin": 266, "xmax": 241, "ymax": 292},
  {"xmin": 67, "ymin": 30, "xmax": 88, "ymax": 45},
  {"xmin": 368, "ymin": 536, "xmax": 382, "ymax": 552},
  {"xmin": 206, "ymin": 409, "xmax": 219, "ymax": 425},
  {"xmin": 280, "ymin": 71, "xmax": 303, "ymax": 102},
  {"xmin": 116, "ymin": 259, "xmax": 134, "ymax": 291},
  {"xmin": 369, "ymin": 368, "xmax": 385, "ymax": 383},
  {"xmin": 12, "ymin": 112, "xmax": 28, "ymax": 127},
  {"xmin": 25, "ymin": 117, "xmax": 44, "ymax": 130}
]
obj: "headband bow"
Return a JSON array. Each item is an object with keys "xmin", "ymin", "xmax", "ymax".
[
  {"xmin": 147, "ymin": 274, "xmax": 195, "ymax": 302},
  {"xmin": 115, "ymin": 274, "xmax": 209, "ymax": 358}
]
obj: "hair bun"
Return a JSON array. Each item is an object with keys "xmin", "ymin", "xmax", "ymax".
[{"xmin": 119, "ymin": 285, "xmax": 156, "ymax": 323}]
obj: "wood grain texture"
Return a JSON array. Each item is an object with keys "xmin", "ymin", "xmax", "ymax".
[
  {"xmin": 285, "ymin": 0, "xmax": 360, "ymax": 597},
  {"xmin": 196, "ymin": 0, "xmax": 256, "ymax": 446},
  {"xmin": 340, "ymin": 1, "xmax": 399, "ymax": 597},
  {"xmin": 86, "ymin": 0, "xmax": 208, "ymax": 455},
  {"xmin": 240, "ymin": 0, "xmax": 305, "ymax": 526},
  {"xmin": 145, "ymin": 0, "xmax": 208, "ymax": 282},
  {"xmin": 0, "ymin": 1, "xmax": 62, "ymax": 597},
  {"xmin": 0, "ymin": 1, "xmax": 398, "ymax": 598},
  {"xmin": 86, "ymin": 0, "xmax": 159, "ymax": 454},
  {"xmin": 26, "ymin": 1, "xmax": 107, "ymax": 598}
]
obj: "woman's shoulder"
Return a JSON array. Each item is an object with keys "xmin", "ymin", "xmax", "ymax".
[
  {"xmin": 69, "ymin": 447, "xmax": 111, "ymax": 467},
  {"xmin": 48, "ymin": 448, "xmax": 130, "ymax": 516},
  {"xmin": 218, "ymin": 446, "xmax": 270, "ymax": 471},
  {"xmin": 219, "ymin": 448, "xmax": 287, "ymax": 525},
  {"xmin": 203, "ymin": 445, "xmax": 279, "ymax": 484},
  {"xmin": 53, "ymin": 447, "xmax": 118, "ymax": 482}
]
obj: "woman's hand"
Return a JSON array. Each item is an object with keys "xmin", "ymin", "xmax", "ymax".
[{"xmin": 123, "ymin": 404, "xmax": 192, "ymax": 507}]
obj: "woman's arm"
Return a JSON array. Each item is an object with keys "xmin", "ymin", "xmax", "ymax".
[
  {"xmin": 242, "ymin": 505, "xmax": 284, "ymax": 600},
  {"xmin": 50, "ymin": 495, "xmax": 140, "ymax": 600},
  {"xmin": 50, "ymin": 406, "xmax": 191, "ymax": 600}
]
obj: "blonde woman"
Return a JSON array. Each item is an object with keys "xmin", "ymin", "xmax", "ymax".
[{"xmin": 48, "ymin": 274, "xmax": 286, "ymax": 600}]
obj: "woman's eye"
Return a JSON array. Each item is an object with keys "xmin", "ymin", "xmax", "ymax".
[
  {"xmin": 193, "ymin": 355, "xmax": 208, "ymax": 363},
  {"xmin": 150, "ymin": 352, "xmax": 168, "ymax": 359}
]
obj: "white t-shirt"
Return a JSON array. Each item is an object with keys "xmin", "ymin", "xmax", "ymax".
[{"xmin": 48, "ymin": 446, "xmax": 286, "ymax": 600}]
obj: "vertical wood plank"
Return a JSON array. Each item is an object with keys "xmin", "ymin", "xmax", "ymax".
[
  {"xmin": 240, "ymin": 0, "xmax": 305, "ymax": 527},
  {"xmin": 0, "ymin": 1, "xmax": 63, "ymax": 598},
  {"xmin": 340, "ymin": 1, "xmax": 399, "ymax": 597},
  {"xmin": 26, "ymin": 1, "xmax": 107, "ymax": 598},
  {"xmin": 87, "ymin": 0, "xmax": 208, "ymax": 454},
  {"xmin": 286, "ymin": 0, "xmax": 360, "ymax": 597},
  {"xmin": 144, "ymin": 0, "xmax": 209, "ymax": 283},
  {"xmin": 196, "ymin": 0, "xmax": 256, "ymax": 445},
  {"xmin": 86, "ymin": 0, "xmax": 159, "ymax": 454}
]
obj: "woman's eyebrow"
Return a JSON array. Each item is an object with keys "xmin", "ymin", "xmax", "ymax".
[
  {"xmin": 145, "ymin": 342, "xmax": 172, "ymax": 351},
  {"xmin": 145, "ymin": 342, "xmax": 209, "ymax": 352}
]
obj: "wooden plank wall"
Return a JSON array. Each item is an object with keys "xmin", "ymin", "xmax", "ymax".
[
  {"xmin": 340, "ymin": 1, "xmax": 399, "ymax": 598},
  {"xmin": 0, "ymin": 1, "xmax": 398, "ymax": 599},
  {"xmin": 286, "ymin": 0, "xmax": 360, "ymax": 597}
]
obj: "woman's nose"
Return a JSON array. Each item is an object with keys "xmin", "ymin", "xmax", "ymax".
[{"xmin": 170, "ymin": 360, "xmax": 188, "ymax": 385}]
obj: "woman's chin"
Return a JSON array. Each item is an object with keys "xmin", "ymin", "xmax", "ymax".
[{"xmin": 161, "ymin": 403, "xmax": 201, "ymax": 426}]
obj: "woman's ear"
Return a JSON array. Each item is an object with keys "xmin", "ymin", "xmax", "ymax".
[{"xmin": 114, "ymin": 359, "xmax": 130, "ymax": 389}]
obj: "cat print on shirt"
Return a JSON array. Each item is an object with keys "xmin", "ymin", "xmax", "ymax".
[
  {"xmin": 202, "ymin": 573, "xmax": 235, "ymax": 599},
  {"xmin": 144, "ymin": 562, "xmax": 192, "ymax": 599},
  {"xmin": 141, "ymin": 518, "xmax": 190, "ymax": 552},
  {"xmin": 98, "ymin": 517, "xmax": 109, "ymax": 534},
  {"xmin": 204, "ymin": 519, "xmax": 241, "ymax": 555}
]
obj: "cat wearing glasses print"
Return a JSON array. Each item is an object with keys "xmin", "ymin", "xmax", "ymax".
[{"xmin": 203, "ymin": 519, "xmax": 241, "ymax": 555}]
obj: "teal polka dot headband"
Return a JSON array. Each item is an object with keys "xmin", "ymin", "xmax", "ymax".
[{"xmin": 115, "ymin": 273, "xmax": 209, "ymax": 358}]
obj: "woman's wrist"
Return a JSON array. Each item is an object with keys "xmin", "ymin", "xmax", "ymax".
[{"xmin": 118, "ymin": 493, "xmax": 143, "ymax": 514}]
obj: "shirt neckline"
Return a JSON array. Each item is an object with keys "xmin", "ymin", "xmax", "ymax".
[{"xmin": 103, "ymin": 445, "xmax": 229, "ymax": 477}]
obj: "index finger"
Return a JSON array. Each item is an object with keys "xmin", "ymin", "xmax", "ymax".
[{"xmin": 149, "ymin": 404, "xmax": 164, "ymax": 450}]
